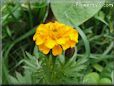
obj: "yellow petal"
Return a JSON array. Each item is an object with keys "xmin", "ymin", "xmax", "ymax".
[
  {"xmin": 35, "ymin": 36, "xmax": 44, "ymax": 45},
  {"xmin": 39, "ymin": 44, "xmax": 50, "ymax": 54},
  {"xmin": 33, "ymin": 34, "xmax": 37, "ymax": 41},
  {"xmin": 62, "ymin": 40, "xmax": 76, "ymax": 50},
  {"xmin": 45, "ymin": 38, "xmax": 56, "ymax": 49},
  {"xmin": 56, "ymin": 38, "xmax": 67, "ymax": 45},
  {"xmin": 33, "ymin": 33, "xmax": 40, "ymax": 41},
  {"xmin": 69, "ymin": 40, "xmax": 76, "ymax": 48},
  {"xmin": 52, "ymin": 45, "xmax": 62, "ymax": 56},
  {"xmin": 69, "ymin": 31, "xmax": 78, "ymax": 42},
  {"xmin": 36, "ymin": 24, "xmax": 44, "ymax": 31},
  {"xmin": 62, "ymin": 42, "xmax": 70, "ymax": 50}
]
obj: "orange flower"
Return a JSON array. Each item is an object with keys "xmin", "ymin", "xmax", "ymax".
[{"xmin": 33, "ymin": 21, "xmax": 78, "ymax": 56}]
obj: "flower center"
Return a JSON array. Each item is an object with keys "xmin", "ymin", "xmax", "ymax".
[{"xmin": 52, "ymin": 28, "xmax": 58, "ymax": 32}]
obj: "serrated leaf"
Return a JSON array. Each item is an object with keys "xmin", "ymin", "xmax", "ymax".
[
  {"xmin": 9, "ymin": 75, "xmax": 19, "ymax": 84},
  {"xmin": 24, "ymin": 60, "xmax": 37, "ymax": 70},
  {"xmin": 33, "ymin": 45, "xmax": 39, "ymax": 59},
  {"xmin": 9, "ymin": 71, "xmax": 33, "ymax": 84},
  {"xmin": 24, "ymin": 71, "xmax": 32, "ymax": 84},
  {"xmin": 16, "ymin": 72, "xmax": 25, "ymax": 83},
  {"xmin": 26, "ymin": 52, "xmax": 34, "ymax": 60},
  {"xmin": 76, "ymin": 57, "xmax": 88, "ymax": 65}
]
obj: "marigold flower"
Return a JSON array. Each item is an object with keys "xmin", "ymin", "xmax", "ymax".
[{"xmin": 33, "ymin": 21, "xmax": 78, "ymax": 56}]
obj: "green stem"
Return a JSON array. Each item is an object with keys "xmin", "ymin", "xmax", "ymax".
[
  {"xmin": 50, "ymin": 56, "xmax": 55, "ymax": 83},
  {"xmin": 103, "ymin": 42, "xmax": 113, "ymax": 55}
]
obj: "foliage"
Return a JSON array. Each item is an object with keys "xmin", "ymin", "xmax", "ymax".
[
  {"xmin": 8, "ymin": 46, "xmax": 87, "ymax": 84},
  {"xmin": 1, "ymin": 0, "xmax": 114, "ymax": 85},
  {"xmin": 83, "ymin": 72, "xmax": 112, "ymax": 84},
  {"xmin": 51, "ymin": 0, "xmax": 105, "ymax": 26}
]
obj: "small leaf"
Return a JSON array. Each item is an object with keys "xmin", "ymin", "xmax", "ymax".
[
  {"xmin": 83, "ymin": 72, "xmax": 100, "ymax": 84},
  {"xmin": 24, "ymin": 60, "xmax": 37, "ymax": 69},
  {"xmin": 26, "ymin": 52, "xmax": 34, "ymax": 60},
  {"xmin": 76, "ymin": 57, "xmax": 88, "ymax": 65},
  {"xmin": 16, "ymin": 72, "xmax": 25, "ymax": 83},
  {"xmin": 33, "ymin": 45, "xmax": 39, "ymax": 59},
  {"xmin": 24, "ymin": 71, "xmax": 32, "ymax": 84},
  {"xmin": 95, "ymin": 11, "xmax": 109, "ymax": 26},
  {"xmin": 92, "ymin": 63, "xmax": 103, "ymax": 72},
  {"xmin": 6, "ymin": 27, "xmax": 12, "ymax": 37},
  {"xmin": 9, "ymin": 75, "xmax": 19, "ymax": 84},
  {"xmin": 99, "ymin": 78, "xmax": 112, "ymax": 84}
]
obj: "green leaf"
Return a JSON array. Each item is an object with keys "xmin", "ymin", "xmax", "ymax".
[
  {"xmin": 83, "ymin": 72, "xmax": 100, "ymax": 84},
  {"xmin": 0, "ymin": 76, "xmax": 1, "ymax": 84},
  {"xmin": 9, "ymin": 71, "xmax": 33, "ymax": 84},
  {"xmin": 76, "ymin": 57, "xmax": 88, "ymax": 65},
  {"xmin": 16, "ymin": 72, "xmax": 25, "ymax": 83},
  {"xmin": 33, "ymin": 45, "xmax": 39, "ymax": 59},
  {"xmin": 51, "ymin": 0, "xmax": 105, "ymax": 26},
  {"xmin": 99, "ymin": 78, "xmax": 112, "ymax": 84},
  {"xmin": 2, "ymin": 59, "xmax": 9, "ymax": 84},
  {"xmin": 92, "ymin": 63, "xmax": 103, "ymax": 72},
  {"xmin": 95, "ymin": 11, "xmax": 109, "ymax": 26},
  {"xmin": 24, "ymin": 71, "xmax": 32, "ymax": 84},
  {"xmin": 9, "ymin": 75, "xmax": 19, "ymax": 84},
  {"xmin": 57, "ymin": 54, "xmax": 65, "ymax": 65},
  {"xmin": 111, "ymin": 71, "xmax": 114, "ymax": 84},
  {"xmin": 24, "ymin": 60, "xmax": 38, "ymax": 70},
  {"xmin": 26, "ymin": 52, "xmax": 34, "ymax": 60},
  {"xmin": 6, "ymin": 27, "xmax": 12, "ymax": 37}
]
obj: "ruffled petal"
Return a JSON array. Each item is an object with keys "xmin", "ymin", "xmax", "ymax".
[
  {"xmin": 45, "ymin": 38, "xmax": 57, "ymax": 49},
  {"xmin": 39, "ymin": 44, "xmax": 50, "ymax": 54},
  {"xmin": 33, "ymin": 21, "xmax": 78, "ymax": 56},
  {"xmin": 69, "ymin": 40, "xmax": 76, "ymax": 48},
  {"xmin": 56, "ymin": 38, "xmax": 67, "ymax": 45},
  {"xmin": 69, "ymin": 31, "xmax": 78, "ymax": 42},
  {"xmin": 62, "ymin": 40, "xmax": 76, "ymax": 50},
  {"xmin": 52, "ymin": 45, "xmax": 62, "ymax": 56},
  {"xmin": 35, "ymin": 36, "xmax": 44, "ymax": 45},
  {"xmin": 62, "ymin": 42, "xmax": 70, "ymax": 50}
]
